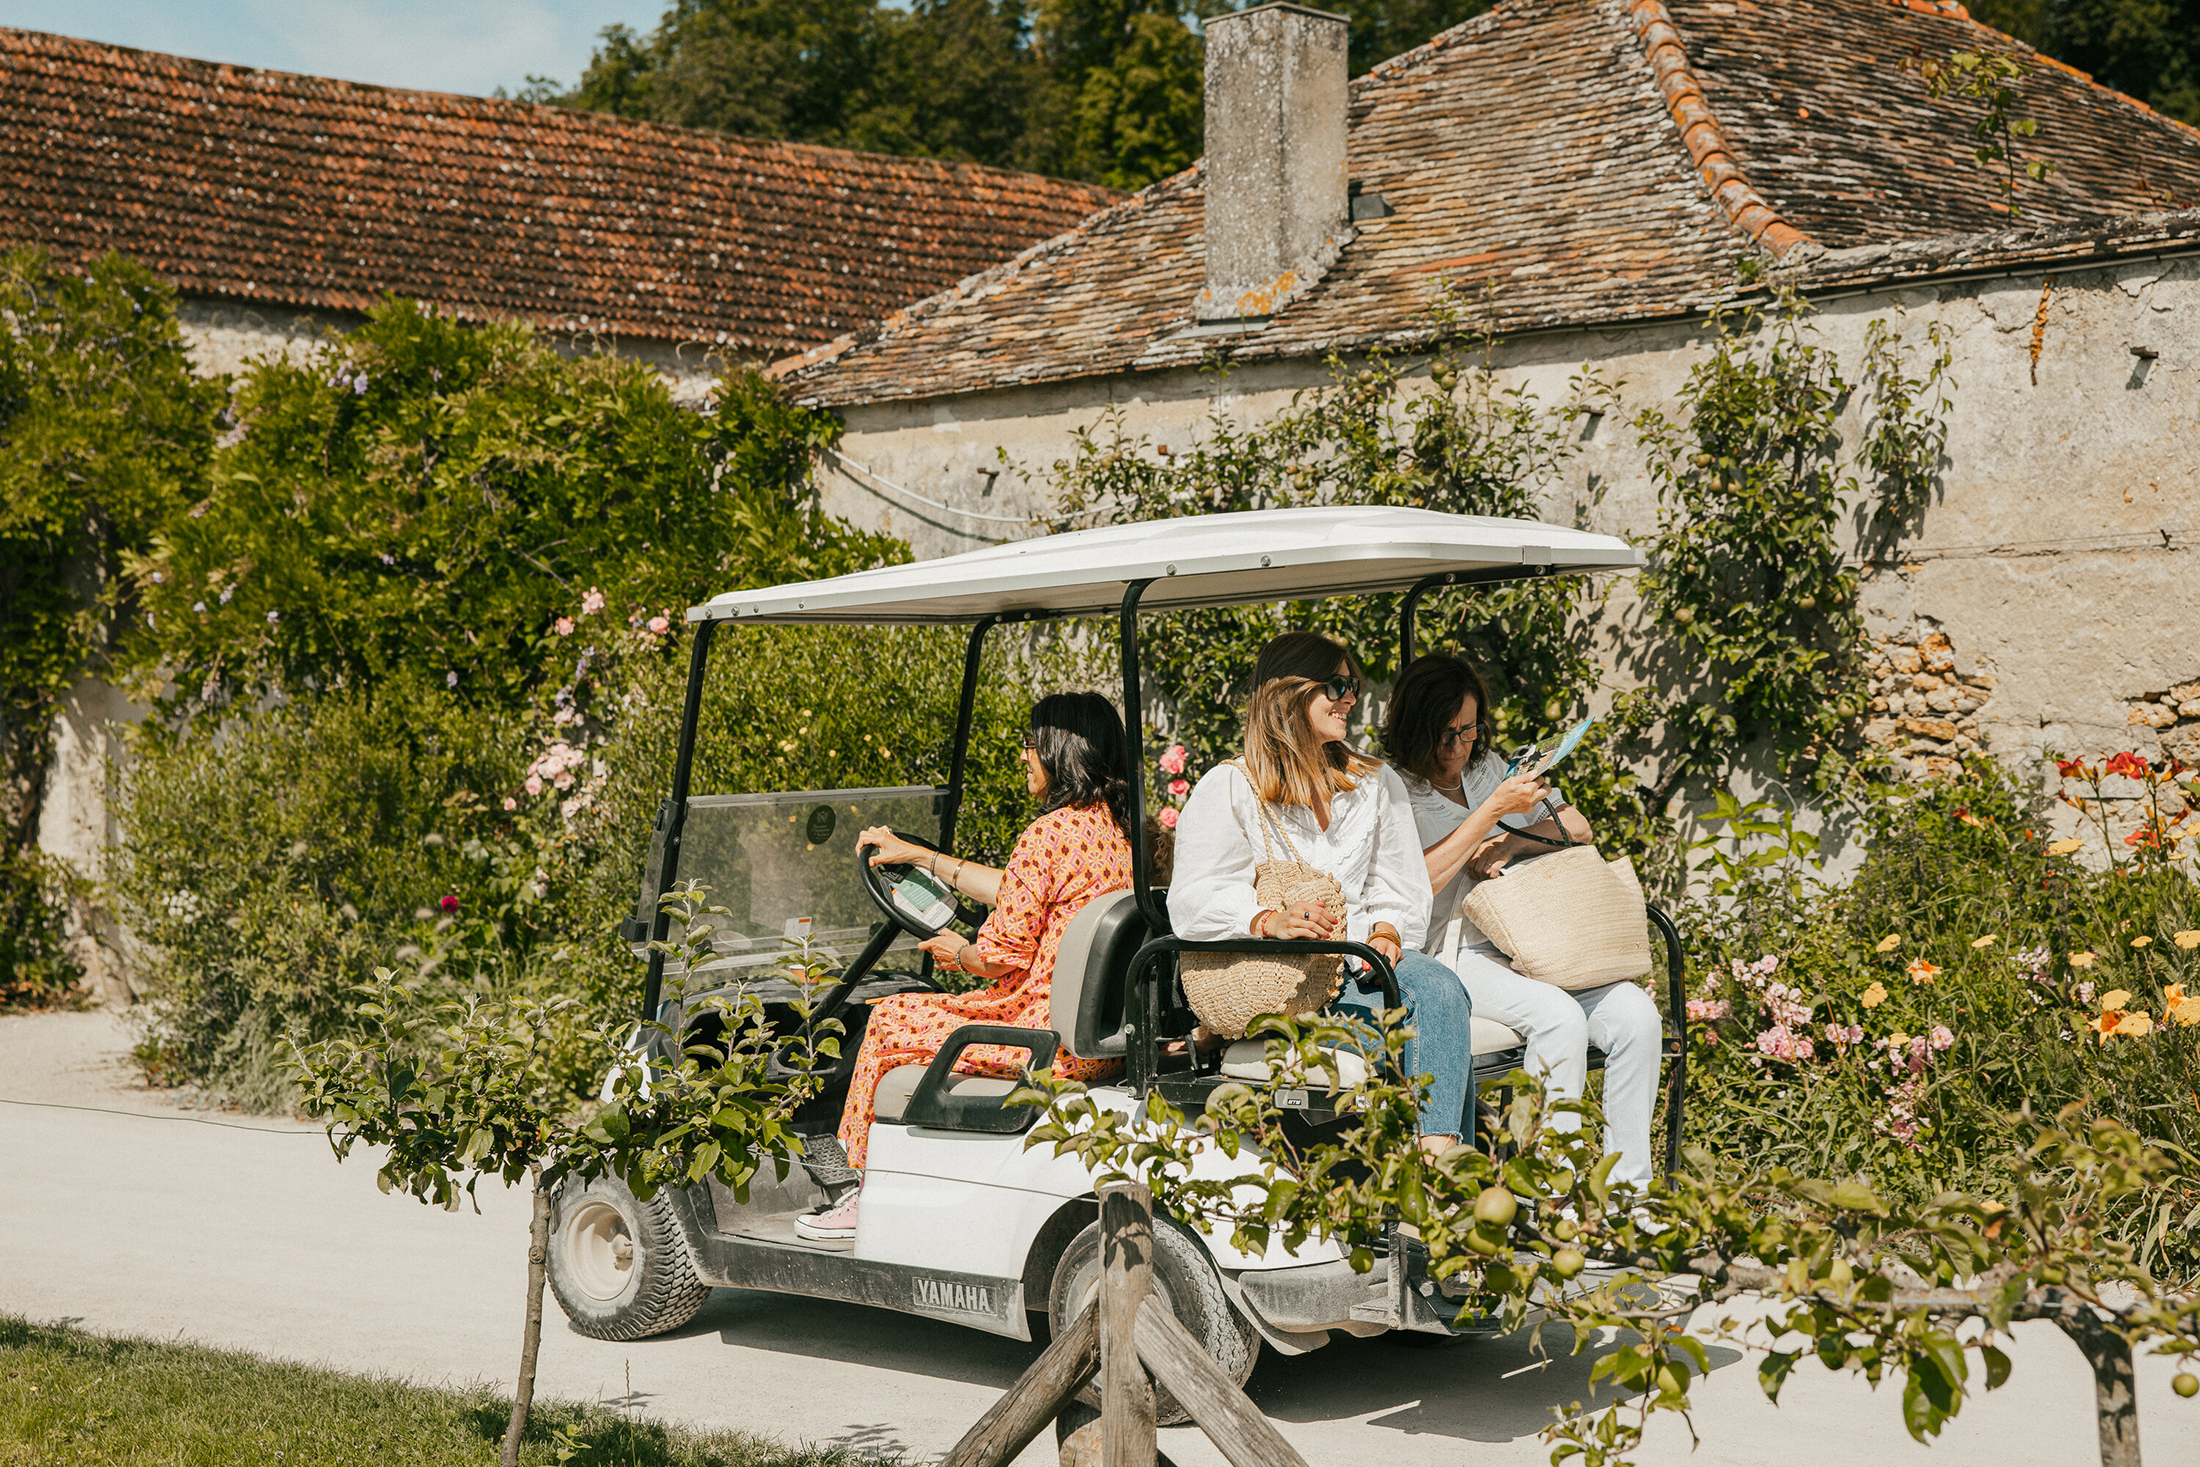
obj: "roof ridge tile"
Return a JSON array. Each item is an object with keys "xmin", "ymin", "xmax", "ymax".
[{"xmin": 1625, "ymin": 0, "xmax": 1812, "ymax": 258}]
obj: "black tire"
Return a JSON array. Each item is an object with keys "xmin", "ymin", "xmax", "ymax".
[
  {"xmin": 546, "ymin": 1177, "xmax": 711, "ymax": 1341},
  {"xmin": 1047, "ymin": 1216, "xmax": 1260, "ymax": 1427}
]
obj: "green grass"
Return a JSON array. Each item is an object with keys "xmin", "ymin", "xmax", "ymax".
[{"xmin": 0, "ymin": 1315, "xmax": 881, "ymax": 1467}]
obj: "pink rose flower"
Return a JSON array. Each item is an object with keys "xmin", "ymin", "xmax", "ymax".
[
  {"xmin": 1157, "ymin": 807, "xmax": 1179, "ymax": 829},
  {"xmin": 1929, "ymin": 1025, "xmax": 1954, "ymax": 1051},
  {"xmin": 555, "ymin": 617, "xmax": 575, "ymax": 636},
  {"xmin": 647, "ymin": 615, "xmax": 671, "ymax": 635},
  {"xmin": 1169, "ymin": 779, "xmax": 1190, "ymax": 797},
  {"xmin": 580, "ymin": 587, "xmax": 605, "ymax": 616},
  {"xmin": 502, "ymin": 797, "xmax": 518, "ymax": 811},
  {"xmin": 1158, "ymin": 744, "xmax": 1189, "ymax": 775},
  {"xmin": 524, "ymin": 774, "xmax": 543, "ymax": 796}
]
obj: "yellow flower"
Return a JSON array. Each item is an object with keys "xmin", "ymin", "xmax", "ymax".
[
  {"xmin": 1906, "ymin": 959, "xmax": 1942, "ymax": 985},
  {"xmin": 1875, "ymin": 934, "xmax": 1902, "ymax": 953},
  {"xmin": 2114, "ymin": 1011, "xmax": 2154, "ymax": 1038},
  {"xmin": 2099, "ymin": 989, "xmax": 2132, "ymax": 1012},
  {"xmin": 2169, "ymin": 998, "xmax": 2200, "ymax": 1028},
  {"xmin": 1971, "ymin": 934, "xmax": 1998, "ymax": 949},
  {"xmin": 2131, "ymin": 935, "xmax": 2153, "ymax": 949},
  {"xmin": 1889, "ymin": 1032, "xmax": 1911, "ymax": 1051},
  {"xmin": 2047, "ymin": 837, "xmax": 2085, "ymax": 855},
  {"xmin": 1861, "ymin": 981, "xmax": 1888, "ymax": 1009},
  {"xmin": 2173, "ymin": 930, "xmax": 2200, "ymax": 950},
  {"xmin": 2069, "ymin": 951, "xmax": 2098, "ymax": 969}
]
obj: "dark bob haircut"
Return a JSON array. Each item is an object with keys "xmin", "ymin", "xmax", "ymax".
[
  {"xmin": 1382, "ymin": 653, "xmax": 1501, "ymax": 785},
  {"xmin": 1029, "ymin": 692, "xmax": 1134, "ymax": 839}
]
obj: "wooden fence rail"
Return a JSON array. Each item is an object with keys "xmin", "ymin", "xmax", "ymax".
[{"xmin": 943, "ymin": 1182, "xmax": 1308, "ymax": 1467}]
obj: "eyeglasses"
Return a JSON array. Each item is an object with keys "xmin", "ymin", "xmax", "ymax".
[
  {"xmin": 1020, "ymin": 730, "xmax": 1041, "ymax": 750},
  {"xmin": 1317, "ymin": 674, "xmax": 1361, "ymax": 703},
  {"xmin": 1438, "ymin": 725, "xmax": 1479, "ymax": 748}
]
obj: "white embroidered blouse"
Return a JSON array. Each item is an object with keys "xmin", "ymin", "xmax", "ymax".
[{"xmin": 1166, "ymin": 759, "xmax": 1431, "ymax": 951}]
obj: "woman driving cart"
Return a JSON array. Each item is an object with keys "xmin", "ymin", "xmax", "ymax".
[
  {"xmin": 796, "ymin": 692, "xmax": 1135, "ymax": 1239},
  {"xmin": 1387, "ymin": 653, "xmax": 1664, "ymax": 1193},
  {"xmin": 1168, "ymin": 632, "xmax": 1477, "ymax": 1158}
]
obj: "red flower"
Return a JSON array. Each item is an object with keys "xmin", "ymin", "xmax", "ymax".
[
  {"xmin": 2055, "ymin": 758, "xmax": 2091, "ymax": 779},
  {"xmin": 2104, "ymin": 751, "xmax": 2150, "ymax": 781},
  {"xmin": 439, "ymin": 895, "xmax": 461, "ymax": 913}
]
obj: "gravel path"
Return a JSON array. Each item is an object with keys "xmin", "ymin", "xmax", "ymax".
[{"xmin": 3, "ymin": 1009, "xmax": 2193, "ymax": 1465}]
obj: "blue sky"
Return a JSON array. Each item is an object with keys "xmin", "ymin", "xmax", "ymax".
[{"xmin": 2, "ymin": 0, "xmax": 665, "ymax": 97}]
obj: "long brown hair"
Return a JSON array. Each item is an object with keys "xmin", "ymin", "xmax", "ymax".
[
  {"xmin": 1383, "ymin": 653, "xmax": 1501, "ymax": 785},
  {"xmin": 1240, "ymin": 632, "xmax": 1381, "ymax": 808}
]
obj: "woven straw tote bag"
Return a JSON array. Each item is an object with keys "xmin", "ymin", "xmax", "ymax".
[
  {"xmin": 1460, "ymin": 833, "xmax": 1652, "ymax": 991},
  {"xmin": 1180, "ymin": 786, "xmax": 1348, "ymax": 1039}
]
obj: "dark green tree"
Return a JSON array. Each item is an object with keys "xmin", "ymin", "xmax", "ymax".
[{"xmin": 1970, "ymin": 0, "xmax": 2200, "ymax": 130}]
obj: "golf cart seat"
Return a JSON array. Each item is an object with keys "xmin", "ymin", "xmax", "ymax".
[
  {"xmin": 1215, "ymin": 1016, "xmax": 1526, "ymax": 1091},
  {"xmin": 873, "ymin": 1066, "xmax": 1022, "ymax": 1122},
  {"xmin": 1050, "ymin": 888, "xmax": 1154, "ymax": 1059}
]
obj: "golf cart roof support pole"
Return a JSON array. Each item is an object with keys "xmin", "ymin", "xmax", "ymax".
[
  {"xmin": 1117, "ymin": 579, "xmax": 1165, "ymax": 933},
  {"xmin": 939, "ymin": 614, "xmax": 1003, "ymax": 853},
  {"xmin": 1398, "ymin": 564, "xmax": 1564, "ymax": 667},
  {"xmin": 640, "ymin": 618, "xmax": 719, "ymax": 1025}
]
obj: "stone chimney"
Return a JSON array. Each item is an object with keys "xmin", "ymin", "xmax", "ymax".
[{"xmin": 1195, "ymin": 2, "xmax": 1351, "ymax": 322}]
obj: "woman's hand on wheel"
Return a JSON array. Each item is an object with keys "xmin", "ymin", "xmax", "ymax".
[
  {"xmin": 1476, "ymin": 772, "xmax": 1550, "ymax": 822},
  {"xmin": 917, "ymin": 932, "xmax": 967, "ymax": 969},
  {"xmin": 1466, "ymin": 836, "xmax": 1513, "ymax": 881},
  {"xmin": 859, "ymin": 825, "xmax": 933, "ymax": 868}
]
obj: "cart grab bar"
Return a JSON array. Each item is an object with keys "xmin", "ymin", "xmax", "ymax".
[{"xmin": 899, "ymin": 1024, "xmax": 1060, "ymax": 1132}]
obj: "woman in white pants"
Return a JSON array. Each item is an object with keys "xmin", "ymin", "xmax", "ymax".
[{"xmin": 1383, "ymin": 653, "xmax": 1664, "ymax": 1194}]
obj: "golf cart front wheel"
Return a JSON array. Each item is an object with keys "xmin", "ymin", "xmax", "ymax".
[
  {"xmin": 1048, "ymin": 1216, "xmax": 1259, "ymax": 1427},
  {"xmin": 546, "ymin": 1177, "xmax": 710, "ymax": 1341}
]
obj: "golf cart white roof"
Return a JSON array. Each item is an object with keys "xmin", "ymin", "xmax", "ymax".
[{"xmin": 693, "ymin": 506, "xmax": 1641, "ymax": 626}]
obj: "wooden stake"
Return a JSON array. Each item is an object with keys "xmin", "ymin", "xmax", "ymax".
[
  {"xmin": 501, "ymin": 1166, "xmax": 552, "ymax": 1467},
  {"xmin": 1135, "ymin": 1305, "xmax": 1306, "ymax": 1467},
  {"xmin": 1100, "ymin": 1182, "xmax": 1158, "ymax": 1467},
  {"xmin": 941, "ymin": 1305, "xmax": 1099, "ymax": 1467}
]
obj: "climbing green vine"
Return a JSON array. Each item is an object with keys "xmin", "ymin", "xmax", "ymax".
[{"xmin": 1633, "ymin": 292, "xmax": 1954, "ymax": 805}]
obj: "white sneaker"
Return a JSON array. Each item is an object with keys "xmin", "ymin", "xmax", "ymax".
[{"xmin": 793, "ymin": 1191, "xmax": 859, "ymax": 1240}]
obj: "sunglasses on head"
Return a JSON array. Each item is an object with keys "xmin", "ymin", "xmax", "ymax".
[{"xmin": 1316, "ymin": 673, "xmax": 1361, "ymax": 702}]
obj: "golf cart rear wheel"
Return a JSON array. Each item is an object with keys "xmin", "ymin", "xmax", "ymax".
[
  {"xmin": 547, "ymin": 1177, "xmax": 710, "ymax": 1341},
  {"xmin": 1048, "ymin": 1217, "xmax": 1259, "ymax": 1427}
]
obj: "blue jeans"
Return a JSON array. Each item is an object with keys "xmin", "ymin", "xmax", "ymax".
[{"xmin": 1329, "ymin": 948, "xmax": 1474, "ymax": 1141}]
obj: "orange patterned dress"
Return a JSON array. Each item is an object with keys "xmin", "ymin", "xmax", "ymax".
[{"xmin": 837, "ymin": 802, "xmax": 1132, "ymax": 1169}]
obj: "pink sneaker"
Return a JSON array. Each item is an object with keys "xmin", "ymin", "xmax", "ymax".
[{"xmin": 793, "ymin": 1191, "xmax": 859, "ymax": 1240}]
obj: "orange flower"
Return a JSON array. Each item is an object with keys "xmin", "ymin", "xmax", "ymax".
[
  {"xmin": 2105, "ymin": 751, "xmax": 2150, "ymax": 781},
  {"xmin": 2086, "ymin": 1010, "xmax": 2120, "ymax": 1041},
  {"xmin": 1906, "ymin": 959, "xmax": 1942, "ymax": 985},
  {"xmin": 2167, "ymin": 983, "xmax": 2187, "ymax": 1007}
]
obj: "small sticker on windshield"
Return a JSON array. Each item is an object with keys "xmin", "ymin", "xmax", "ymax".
[{"xmin": 805, "ymin": 805, "xmax": 836, "ymax": 844}]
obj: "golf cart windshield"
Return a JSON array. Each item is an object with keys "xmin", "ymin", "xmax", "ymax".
[{"xmin": 664, "ymin": 785, "xmax": 940, "ymax": 979}]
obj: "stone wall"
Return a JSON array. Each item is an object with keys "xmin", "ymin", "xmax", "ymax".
[{"xmin": 819, "ymin": 252, "xmax": 2200, "ymax": 777}]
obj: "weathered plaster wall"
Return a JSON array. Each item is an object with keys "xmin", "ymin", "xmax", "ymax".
[{"xmin": 820, "ymin": 255, "xmax": 2199, "ymax": 778}]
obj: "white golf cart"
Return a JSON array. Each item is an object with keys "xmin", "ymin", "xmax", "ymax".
[{"xmin": 545, "ymin": 506, "xmax": 1688, "ymax": 1403}]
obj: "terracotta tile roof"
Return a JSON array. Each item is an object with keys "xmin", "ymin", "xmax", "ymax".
[
  {"xmin": 785, "ymin": 0, "xmax": 2200, "ymax": 408},
  {"xmin": 0, "ymin": 28, "xmax": 1121, "ymax": 358}
]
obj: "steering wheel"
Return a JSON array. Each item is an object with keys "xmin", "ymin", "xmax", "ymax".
[{"xmin": 858, "ymin": 829, "xmax": 988, "ymax": 941}]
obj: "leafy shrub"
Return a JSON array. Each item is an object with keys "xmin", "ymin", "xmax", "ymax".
[
  {"xmin": 129, "ymin": 300, "xmax": 898, "ymax": 712},
  {"xmin": 115, "ymin": 675, "xmax": 539, "ymax": 1104},
  {"xmin": 0, "ymin": 248, "xmax": 220, "ymax": 968},
  {"xmin": 1676, "ymin": 756, "xmax": 2200, "ymax": 1281}
]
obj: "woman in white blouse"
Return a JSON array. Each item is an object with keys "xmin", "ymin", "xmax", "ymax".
[
  {"xmin": 1384, "ymin": 653, "xmax": 1663, "ymax": 1192},
  {"xmin": 1168, "ymin": 632, "xmax": 1475, "ymax": 1156}
]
